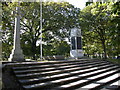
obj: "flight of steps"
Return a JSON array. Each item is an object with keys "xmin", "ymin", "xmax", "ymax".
[{"xmin": 9, "ymin": 59, "xmax": 120, "ymax": 90}]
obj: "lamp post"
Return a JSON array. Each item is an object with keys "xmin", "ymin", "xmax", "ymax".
[{"xmin": 9, "ymin": 2, "xmax": 25, "ymax": 62}]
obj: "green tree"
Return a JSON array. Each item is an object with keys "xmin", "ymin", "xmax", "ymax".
[
  {"xmin": 110, "ymin": 1, "xmax": 120, "ymax": 57},
  {"xmin": 80, "ymin": 2, "xmax": 114, "ymax": 59},
  {"xmin": 2, "ymin": 2, "xmax": 80, "ymax": 60},
  {"xmin": 1, "ymin": 2, "xmax": 14, "ymax": 60},
  {"xmin": 21, "ymin": 2, "xmax": 80, "ymax": 59}
]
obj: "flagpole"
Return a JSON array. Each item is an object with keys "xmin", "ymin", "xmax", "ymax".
[{"xmin": 40, "ymin": 0, "xmax": 42, "ymax": 60}]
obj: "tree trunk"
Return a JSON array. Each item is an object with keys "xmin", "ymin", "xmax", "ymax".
[
  {"xmin": 101, "ymin": 40, "xmax": 107, "ymax": 59},
  {"xmin": 31, "ymin": 40, "xmax": 36, "ymax": 60}
]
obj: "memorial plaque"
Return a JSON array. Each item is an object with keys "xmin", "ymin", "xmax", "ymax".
[
  {"xmin": 71, "ymin": 37, "xmax": 76, "ymax": 50},
  {"xmin": 77, "ymin": 37, "xmax": 82, "ymax": 49}
]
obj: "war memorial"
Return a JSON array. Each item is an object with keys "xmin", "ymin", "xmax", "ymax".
[{"xmin": 1, "ymin": 1, "xmax": 120, "ymax": 90}]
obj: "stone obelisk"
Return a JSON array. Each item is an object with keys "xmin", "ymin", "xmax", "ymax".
[{"xmin": 9, "ymin": 4, "xmax": 25, "ymax": 62}]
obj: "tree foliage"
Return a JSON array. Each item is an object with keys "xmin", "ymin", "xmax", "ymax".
[
  {"xmin": 80, "ymin": 2, "xmax": 120, "ymax": 58},
  {"xmin": 2, "ymin": 1, "xmax": 119, "ymax": 60},
  {"xmin": 2, "ymin": 1, "xmax": 80, "ymax": 60}
]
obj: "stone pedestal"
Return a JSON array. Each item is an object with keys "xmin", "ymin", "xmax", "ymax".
[
  {"xmin": 70, "ymin": 28, "xmax": 83, "ymax": 59},
  {"xmin": 9, "ymin": 5, "xmax": 25, "ymax": 62},
  {"xmin": 9, "ymin": 48, "xmax": 25, "ymax": 62}
]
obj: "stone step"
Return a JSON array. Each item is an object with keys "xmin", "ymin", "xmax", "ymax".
[
  {"xmin": 106, "ymin": 79, "xmax": 120, "ymax": 89},
  {"xmin": 13, "ymin": 60, "xmax": 108, "ymax": 74},
  {"xmin": 11, "ymin": 59, "xmax": 120, "ymax": 89},
  {"xmin": 22, "ymin": 66, "xmax": 119, "ymax": 89},
  {"xmin": 12, "ymin": 60, "xmax": 88, "ymax": 69},
  {"xmin": 75, "ymin": 70, "xmax": 119, "ymax": 89},
  {"xmin": 6, "ymin": 59, "xmax": 89, "ymax": 66},
  {"xmin": 81, "ymin": 73, "xmax": 119, "ymax": 89},
  {"xmin": 15, "ymin": 62, "xmax": 111, "ymax": 79},
  {"xmin": 52, "ymin": 67, "xmax": 120, "ymax": 90},
  {"xmin": 12, "ymin": 59, "xmax": 104, "ymax": 70},
  {"xmin": 89, "ymin": 75, "xmax": 120, "ymax": 90},
  {"xmin": 18, "ymin": 64, "xmax": 115, "ymax": 85}
]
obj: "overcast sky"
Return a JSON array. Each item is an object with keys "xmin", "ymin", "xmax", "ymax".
[
  {"xmin": 44, "ymin": 0, "xmax": 86, "ymax": 9},
  {"xmin": 66, "ymin": 0, "xmax": 86, "ymax": 9}
]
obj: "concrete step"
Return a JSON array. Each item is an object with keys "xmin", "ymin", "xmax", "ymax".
[
  {"xmin": 15, "ymin": 62, "xmax": 111, "ymax": 79},
  {"xmin": 13, "ymin": 60, "xmax": 108, "ymax": 74},
  {"xmin": 52, "ymin": 67, "xmax": 120, "ymax": 90},
  {"xmin": 10, "ymin": 59, "xmax": 120, "ymax": 90},
  {"xmin": 81, "ymin": 74, "xmax": 119, "ymax": 89},
  {"xmin": 23, "ymin": 66, "xmax": 119, "ymax": 89},
  {"xmin": 18, "ymin": 64, "xmax": 115, "ymax": 85},
  {"xmin": 54, "ymin": 71, "xmax": 120, "ymax": 90},
  {"xmin": 12, "ymin": 59, "xmax": 104, "ymax": 70},
  {"xmin": 89, "ymin": 75, "xmax": 120, "ymax": 90}
]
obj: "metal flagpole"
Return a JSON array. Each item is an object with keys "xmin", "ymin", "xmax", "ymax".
[{"xmin": 40, "ymin": 0, "xmax": 42, "ymax": 60}]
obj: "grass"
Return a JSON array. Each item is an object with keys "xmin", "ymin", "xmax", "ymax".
[{"xmin": 107, "ymin": 59, "xmax": 120, "ymax": 64}]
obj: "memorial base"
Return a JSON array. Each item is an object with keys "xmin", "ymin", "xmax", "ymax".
[
  {"xmin": 8, "ymin": 49, "xmax": 25, "ymax": 62},
  {"xmin": 70, "ymin": 50, "xmax": 83, "ymax": 59}
]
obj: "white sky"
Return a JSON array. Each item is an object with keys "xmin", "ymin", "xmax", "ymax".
[
  {"xmin": 44, "ymin": 0, "xmax": 86, "ymax": 9},
  {"xmin": 65, "ymin": 0, "xmax": 86, "ymax": 9}
]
